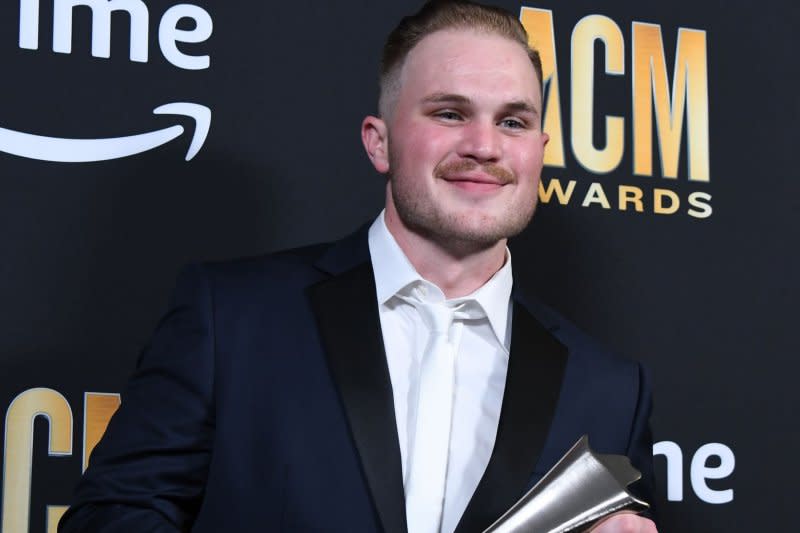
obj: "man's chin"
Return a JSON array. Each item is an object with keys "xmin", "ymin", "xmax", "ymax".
[
  {"xmin": 428, "ymin": 216, "xmax": 530, "ymax": 251},
  {"xmin": 392, "ymin": 198, "xmax": 534, "ymax": 250},
  {"xmin": 454, "ymin": 208, "xmax": 533, "ymax": 239}
]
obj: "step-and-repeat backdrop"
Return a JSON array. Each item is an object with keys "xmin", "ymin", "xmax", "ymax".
[{"xmin": 2, "ymin": 1, "xmax": 797, "ymax": 531}]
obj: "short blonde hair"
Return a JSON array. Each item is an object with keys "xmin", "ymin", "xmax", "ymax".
[{"xmin": 378, "ymin": 0, "xmax": 544, "ymax": 118}]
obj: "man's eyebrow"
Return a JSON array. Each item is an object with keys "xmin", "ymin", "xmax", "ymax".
[
  {"xmin": 502, "ymin": 100, "xmax": 539, "ymax": 117},
  {"xmin": 420, "ymin": 92, "xmax": 472, "ymax": 105}
]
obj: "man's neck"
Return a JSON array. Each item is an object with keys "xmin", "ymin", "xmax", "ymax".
[{"xmin": 383, "ymin": 208, "xmax": 508, "ymax": 299}]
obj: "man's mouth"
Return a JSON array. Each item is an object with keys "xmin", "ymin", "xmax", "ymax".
[
  {"xmin": 442, "ymin": 172, "xmax": 506, "ymax": 192},
  {"xmin": 435, "ymin": 160, "xmax": 514, "ymax": 192}
]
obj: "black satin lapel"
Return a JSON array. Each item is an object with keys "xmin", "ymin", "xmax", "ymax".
[
  {"xmin": 455, "ymin": 302, "xmax": 568, "ymax": 533},
  {"xmin": 308, "ymin": 261, "xmax": 407, "ymax": 533}
]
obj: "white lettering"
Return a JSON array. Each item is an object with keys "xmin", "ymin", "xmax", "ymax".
[
  {"xmin": 51, "ymin": 0, "xmax": 149, "ymax": 61},
  {"xmin": 690, "ymin": 443, "xmax": 735, "ymax": 504},
  {"xmin": 18, "ymin": 1, "xmax": 212, "ymax": 70},
  {"xmin": 653, "ymin": 440, "xmax": 683, "ymax": 501},
  {"xmin": 654, "ymin": 440, "xmax": 735, "ymax": 504},
  {"xmin": 18, "ymin": 0, "xmax": 41, "ymax": 50},
  {"xmin": 159, "ymin": 4, "xmax": 213, "ymax": 70}
]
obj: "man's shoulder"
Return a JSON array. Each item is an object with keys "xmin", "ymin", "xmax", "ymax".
[
  {"xmin": 515, "ymin": 292, "xmax": 641, "ymax": 374},
  {"xmin": 175, "ymin": 225, "xmax": 370, "ymax": 297},
  {"xmin": 203, "ymin": 240, "xmax": 334, "ymax": 277},
  {"xmin": 160, "ymin": 244, "xmax": 329, "ymax": 312}
]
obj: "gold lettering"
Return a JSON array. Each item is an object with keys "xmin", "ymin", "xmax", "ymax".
[
  {"xmin": 520, "ymin": 7, "xmax": 565, "ymax": 167},
  {"xmin": 619, "ymin": 185, "xmax": 644, "ymax": 212},
  {"xmin": 571, "ymin": 15, "xmax": 625, "ymax": 173},
  {"xmin": 633, "ymin": 23, "xmax": 709, "ymax": 182},
  {"xmin": 582, "ymin": 183, "xmax": 611, "ymax": 208},
  {"xmin": 2, "ymin": 388, "xmax": 72, "ymax": 533},
  {"xmin": 539, "ymin": 178, "xmax": 576, "ymax": 204},
  {"xmin": 47, "ymin": 505, "xmax": 69, "ymax": 533},
  {"xmin": 83, "ymin": 392, "xmax": 121, "ymax": 471},
  {"xmin": 654, "ymin": 188, "xmax": 681, "ymax": 214}
]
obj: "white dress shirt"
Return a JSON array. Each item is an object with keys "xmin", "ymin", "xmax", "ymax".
[{"xmin": 368, "ymin": 211, "xmax": 513, "ymax": 533}]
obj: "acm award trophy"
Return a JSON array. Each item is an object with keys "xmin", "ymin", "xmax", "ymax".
[{"xmin": 483, "ymin": 436, "xmax": 649, "ymax": 533}]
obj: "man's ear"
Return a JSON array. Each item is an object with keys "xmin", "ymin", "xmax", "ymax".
[{"xmin": 361, "ymin": 116, "xmax": 390, "ymax": 174}]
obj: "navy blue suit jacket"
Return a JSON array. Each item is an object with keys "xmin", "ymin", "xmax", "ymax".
[{"xmin": 60, "ymin": 229, "xmax": 654, "ymax": 533}]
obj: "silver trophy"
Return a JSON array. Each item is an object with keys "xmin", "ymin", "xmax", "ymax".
[{"xmin": 483, "ymin": 436, "xmax": 649, "ymax": 533}]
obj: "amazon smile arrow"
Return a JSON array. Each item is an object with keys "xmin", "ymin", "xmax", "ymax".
[{"xmin": 0, "ymin": 102, "xmax": 211, "ymax": 163}]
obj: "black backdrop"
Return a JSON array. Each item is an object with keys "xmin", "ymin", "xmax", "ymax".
[{"xmin": 1, "ymin": 1, "xmax": 797, "ymax": 531}]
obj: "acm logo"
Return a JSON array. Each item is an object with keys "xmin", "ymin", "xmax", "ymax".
[
  {"xmin": 2, "ymin": 389, "xmax": 121, "ymax": 533},
  {"xmin": 1, "ymin": 0, "xmax": 214, "ymax": 163},
  {"xmin": 520, "ymin": 7, "xmax": 713, "ymax": 219}
]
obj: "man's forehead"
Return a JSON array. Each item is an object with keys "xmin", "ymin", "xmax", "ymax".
[
  {"xmin": 408, "ymin": 29, "xmax": 531, "ymax": 67},
  {"xmin": 399, "ymin": 29, "xmax": 541, "ymax": 107}
]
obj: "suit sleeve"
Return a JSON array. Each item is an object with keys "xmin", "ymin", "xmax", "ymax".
[
  {"xmin": 59, "ymin": 264, "xmax": 216, "ymax": 533},
  {"xmin": 625, "ymin": 361, "xmax": 656, "ymax": 521}
]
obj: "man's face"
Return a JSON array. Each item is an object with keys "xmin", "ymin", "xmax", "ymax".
[{"xmin": 374, "ymin": 29, "xmax": 548, "ymax": 251}]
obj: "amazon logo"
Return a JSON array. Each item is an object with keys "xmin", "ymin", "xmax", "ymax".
[{"xmin": 3, "ymin": 0, "xmax": 214, "ymax": 163}]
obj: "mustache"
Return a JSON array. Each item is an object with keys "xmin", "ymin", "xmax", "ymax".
[{"xmin": 433, "ymin": 159, "xmax": 515, "ymax": 184}]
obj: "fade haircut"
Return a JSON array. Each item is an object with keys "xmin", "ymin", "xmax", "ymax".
[{"xmin": 378, "ymin": 0, "xmax": 544, "ymax": 120}]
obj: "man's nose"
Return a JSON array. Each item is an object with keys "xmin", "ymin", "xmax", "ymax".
[{"xmin": 456, "ymin": 119, "xmax": 502, "ymax": 163}]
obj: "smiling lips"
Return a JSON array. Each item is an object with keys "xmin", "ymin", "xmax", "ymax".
[{"xmin": 434, "ymin": 159, "xmax": 514, "ymax": 192}]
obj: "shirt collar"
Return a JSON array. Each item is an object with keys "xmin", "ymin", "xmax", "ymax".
[{"xmin": 368, "ymin": 210, "xmax": 513, "ymax": 351}]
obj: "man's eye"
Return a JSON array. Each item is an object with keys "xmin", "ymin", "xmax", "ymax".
[
  {"xmin": 499, "ymin": 118, "xmax": 526, "ymax": 129},
  {"xmin": 435, "ymin": 111, "xmax": 462, "ymax": 121}
]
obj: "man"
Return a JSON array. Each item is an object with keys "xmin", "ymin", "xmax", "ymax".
[{"xmin": 60, "ymin": 1, "xmax": 656, "ymax": 532}]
